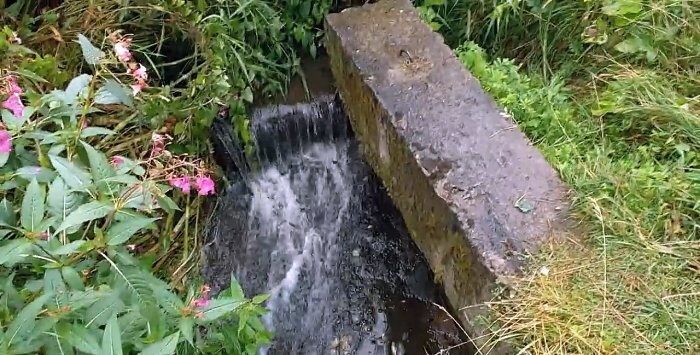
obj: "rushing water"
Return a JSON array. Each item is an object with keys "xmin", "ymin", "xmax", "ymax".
[{"xmin": 204, "ymin": 96, "xmax": 470, "ymax": 354}]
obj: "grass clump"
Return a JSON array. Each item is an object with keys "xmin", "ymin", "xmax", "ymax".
[
  {"xmin": 412, "ymin": 0, "xmax": 700, "ymax": 353},
  {"xmin": 455, "ymin": 40, "xmax": 700, "ymax": 355}
]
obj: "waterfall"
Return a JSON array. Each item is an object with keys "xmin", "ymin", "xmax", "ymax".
[{"xmin": 204, "ymin": 96, "xmax": 470, "ymax": 355}]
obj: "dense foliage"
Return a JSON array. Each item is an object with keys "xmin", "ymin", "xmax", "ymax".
[{"xmin": 1, "ymin": 0, "xmax": 332, "ymax": 353}]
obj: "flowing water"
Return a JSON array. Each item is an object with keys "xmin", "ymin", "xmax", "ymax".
[{"xmin": 204, "ymin": 94, "xmax": 471, "ymax": 354}]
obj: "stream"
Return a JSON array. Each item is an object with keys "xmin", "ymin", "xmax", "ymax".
[{"xmin": 202, "ymin": 57, "xmax": 472, "ymax": 355}]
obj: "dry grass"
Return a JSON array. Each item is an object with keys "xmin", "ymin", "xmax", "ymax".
[{"xmin": 474, "ymin": 220, "xmax": 699, "ymax": 355}]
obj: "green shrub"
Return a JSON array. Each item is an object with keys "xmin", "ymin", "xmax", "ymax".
[{"xmin": 0, "ymin": 31, "xmax": 271, "ymax": 355}]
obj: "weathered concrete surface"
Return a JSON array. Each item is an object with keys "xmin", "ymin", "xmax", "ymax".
[{"xmin": 326, "ymin": 0, "xmax": 570, "ymax": 351}]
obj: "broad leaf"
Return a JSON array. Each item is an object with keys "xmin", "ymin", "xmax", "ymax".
[
  {"xmin": 77, "ymin": 34, "xmax": 105, "ymax": 65},
  {"xmin": 47, "ymin": 176, "xmax": 82, "ymax": 222},
  {"xmin": 62, "ymin": 266, "xmax": 85, "ymax": 291},
  {"xmin": 20, "ymin": 179, "xmax": 45, "ymax": 232},
  {"xmin": 85, "ymin": 292, "xmax": 123, "ymax": 327},
  {"xmin": 101, "ymin": 314, "xmax": 123, "ymax": 355},
  {"xmin": 0, "ymin": 198, "xmax": 16, "ymax": 227},
  {"xmin": 49, "ymin": 155, "xmax": 92, "ymax": 190},
  {"xmin": 0, "ymin": 239, "xmax": 32, "ymax": 266},
  {"xmin": 200, "ymin": 298, "xmax": 244, "ymax": 322},
  {"xmin": 3, "ymin": 292, "xmax": 52, "ymax": 347},
  {"xmin": 0, "ymin": 151, "xmax": 8, "ymax": 169},
  {"xmin": 179, "ymin": 317, "xmax": 194, "ymax": 346},
  {"xmin": 2, "ymin": 109, "xmax": 26, "ymax": 131},
  {"xmin": 80, "ymin": 127, "xmax": 115, "ymax": 138},
  {"xmin": 16, "ymin": 166, "xmax": 56, "ymax": 183},
  {"xmin": 95, "ymin": 79, "xmax": 134, "ymax": 107},
  {"xmin": 44, "ymin": 268, "xmax": 66, "ymax": 294},
  {"xmin": 103, "ymin": 174, "xmax": 140, "ymax": 185},
  {"xmin": 106, "ymin": 216, "xmax": 157, "ymax": 246},
  {"xmin": 81, "ymin": 141, "xmax": 115, "ymax": 182},
  {"xmin": 63, "ymin": 324, "xmax": 102, "ymax": 355},
  {"xmin": 53, "ymin": 240, "xmax": 87, "ymax": 255},
  {"xmin": 54, "ymin": 201, "xmax": 114, "ymax": 235},
  {"xmin": 230, "ymin": 274, "xmax": 245, "ymax": 301},
  {"xmin": 139, "ymin": 331, "xmax": 179, "ymax": 355},
  {"xmin": 64, "ymin": 74, "xmax": 93, "ymax": 106},
  {"xmin": 156, "ymin": 195, "xmax": 179, "ymax": 213}
]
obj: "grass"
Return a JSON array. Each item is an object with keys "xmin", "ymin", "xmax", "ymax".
[{"xmin": 416, "ymin": 0, "xmax": 700, "ymax": 353}]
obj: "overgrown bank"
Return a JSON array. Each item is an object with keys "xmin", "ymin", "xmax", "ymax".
[
  {"xmin": 417, "ymin": 0, "xmax": 699, "ymax": 353},
  {"xmin": 0, "ymin": 0, "xmax": 331, "ymax": 353}
]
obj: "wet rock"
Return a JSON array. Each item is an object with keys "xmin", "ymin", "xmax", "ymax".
[{"xmin": 326, "ymin": 0, "xmax": 570, "ymax": 352}]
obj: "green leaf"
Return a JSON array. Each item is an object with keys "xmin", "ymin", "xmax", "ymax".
[
  {"xmin": 0, "ymin": 239, "xmax": 32, "ymax": 266},
  {"xmin": 139, "ymin": 331, "xmax": 179, "ymax": 355},
  {"xmin": 3, "ymin": 292, "xmax": 52, "ymax": 347},
  {"xmin": 80, "ymin": 127, "xmax": 115, "ymax": 138},
  {"xmin": 103, "ymin": 174, "xmax": 140, "ymax": 185},
  {"xmin": 101, "ymin": 314, "xmax": 123, "ymax": 355},
  {"xmin": 53, "ymin": 240, "xmax": 87, "ymax": 255},
  {"xmin": 81, "ymin": 141, "xmax": 115, "ymax": 182},
  {"xmin": 77, "ymin": 34, "xmax": 105, "ymax": 65},
  {"xmin": 179, "ymin": 317, "xmax": 194, "ymax": 346},
  {"xmin": 63, "ymin": 324, "xmax": 102, "ymax": 355},
  {"xmin": 106, "ymin": 216, "xmax": 157, "ymax": 246},
  {"xmin": 614, "ymin": 37, "xmax": 644, "ymax": 54},
  {"xmin": 602, "ymin": 0, "xmax": 642, "ymax": 16},
  {"xmin": 49, "ymin": 154, "xmax": 92, "ymax": 190},
  {"xmin": 16, "ymin": 166, "xmax": 56, "ymax": 183},
  {"xmin": 62, "ymin": 266, "xmax": 85, "ymax": 291},
  {"xmin": 20, "ymin": 179, "xmax": 45, "ymax": 232},
  {"xmin": 300, "ymin": 0, "xmax": 311, "ymax": 18},
  {"xmin": 47, "ymin": 176, "xmax": 82, "ymax": 222},
  {"xmin": 44, "ymin": 268, "xmax": 66, "ymax": 294},
  {"xmin": 2, "ymin": 108, "xmax": 26, "ymax": 131},
  {"xmin": 242, "ymin": 86, "xmax": 254, "ymax": 103},
  {"xmin": 64, "ymin": 74, "xmax": 93, "ymax": 106},
  {"xmin": 251, "ymin": 294, "xmax": 270, "ymax": 305},
  {"xmin": 0, "ymin": 151, "xmax": 8, "ymax": 169},
  {"xmin": 155, "ymin": 195, "xmax": 180, "ymax": 213},
  {"xmin": 0, "ymin": 198, "xmax": 16, "ymax": 227},
  {"xmin": 54, "ymin": 201, "xmax": 114, "ymax": 235},
  {"xmin": 201, "ymin": 298, "xmax": 244, "ymax": 322},
  {"xmin": 85, "ymin": 292, "xmax": 123, "ymax": 327},
  {"xmin": 230, "ymin": 274, "xmax": 245, "ymax": 301},
  {"xmin": 95, "ymin": 79, "xmax": 133, "ymax": 108}
]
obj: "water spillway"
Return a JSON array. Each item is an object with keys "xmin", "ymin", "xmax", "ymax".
[{"xmin": 203, "ymin": 94, "xmax": 471, "ymax": 354}]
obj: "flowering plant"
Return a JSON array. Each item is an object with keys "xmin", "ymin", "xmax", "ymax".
[{"xmin": 0, "ymin": 32, "xmax": 270, "ymax": 354}]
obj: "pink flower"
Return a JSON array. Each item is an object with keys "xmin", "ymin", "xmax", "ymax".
[
  {"xmin": 195, "ymin": 176, "xmax": 215, "ymax": 196},
  {"xmin": 151, "ymin": 133, "xmax": 165, "ymax": 154},
  {"xmin": 39, "ymin": 231, "xmax": 50, "ymax": 240},
  {"xmin": 169, "ymin": 176, "xmax": 191, "ymax": 194},
  {"xmin": 2, "ymin": 93, "xmax": 24, "ymax": 118},
  {"xmin": 128, "ymin": 64, "xmax": 148, "ymax": 81},
  {"xmin": 113, "ymin": 39, "xmax": 132, "ymax": 62},
  {"xmin": 0, "ymin": 131, "xmax": 12, "ymax": 154},
  {"xmin": 131, "ymin": 82, "xmax": 145, "ymax": 96},
  {"xmin": 191, "ymin": 297, "xmax": 209, "ymax": 308},
  {"xmin": 110, "ymin": 156, "xmax": 124, "ymax": 167},
  {"xmin": 7, "ymin": 75, "xmax": 22, "ymax": 95}
]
